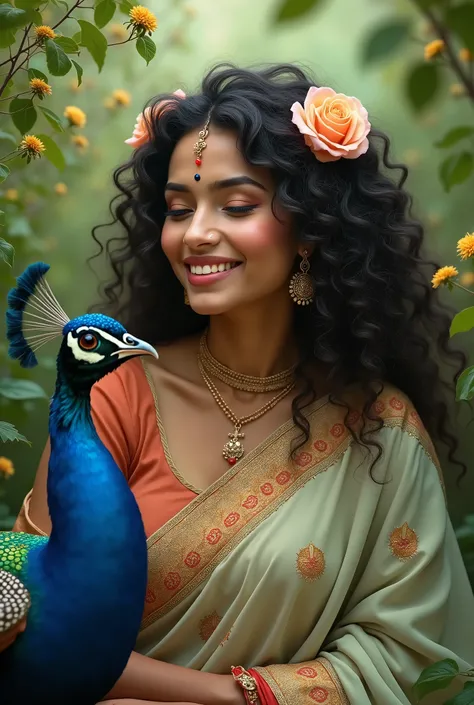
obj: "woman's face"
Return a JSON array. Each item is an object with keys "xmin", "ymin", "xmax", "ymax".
[{"xmin": 161, "ymin": 126, "xmax": 298, "ymax": 316}]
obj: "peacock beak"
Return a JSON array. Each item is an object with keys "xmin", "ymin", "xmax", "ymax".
[{"xmin": 115, "ymin": 337, "xmax": 158, "ymax": 360}]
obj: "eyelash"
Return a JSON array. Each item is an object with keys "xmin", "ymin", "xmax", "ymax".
[{"xmin": 164, "ymin": 205, "xmax": 258, "ymax": 218}]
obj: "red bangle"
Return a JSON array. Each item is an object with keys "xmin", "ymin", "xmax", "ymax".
[
  {"xmin": 248, "ymin": 668, "xmax": 278, "ymax": 705},
  {"xmin": 231, "ymin": 665, "xmax": 261, "ymax": 705}
]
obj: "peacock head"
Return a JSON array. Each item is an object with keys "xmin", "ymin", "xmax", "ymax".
[
  {"xmin": 6, "ymin": 263, "xmax": 158, "ymax": 394},
  {"xmin": 58, "ymin": 313, "xmax": 158, "ymax": 392}
]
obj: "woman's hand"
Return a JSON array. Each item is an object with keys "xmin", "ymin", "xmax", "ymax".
[{"xmin": 0, "ymin": 617, "xmax": 27, "ymax": 654}]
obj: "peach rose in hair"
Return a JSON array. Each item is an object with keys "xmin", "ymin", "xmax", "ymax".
[
  {"xmin": 124, "ymin": 88, "xmax": 186, "ymax": 148},
  {"xmin": 290, "ymin": 87, "xmax": 371, "ymax": 163}
]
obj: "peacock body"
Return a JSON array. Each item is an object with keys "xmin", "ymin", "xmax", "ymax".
[{"xmin": 0, "ymin": 263, "xmax": 157, "ymax": 705}]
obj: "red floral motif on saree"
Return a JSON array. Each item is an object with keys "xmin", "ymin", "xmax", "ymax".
[
  {"xmin": 297, "ymin": 667, "xmax": 318, "ymax": 678},
  {"xmin": 294, "ymin": 452, "xmax": 312, "ymax": 467},
  {"xmin": 389, "ymin": 522, "xmax": 418, "ymax": 561},
  {"xmin": 255, "ymin": 657, "xmax": 349, "ymax": 705},
  {"xmin": 142, "ymin": 385, "xmax": 441, "ymax": 627},
  {"xmin": 310, "ymin": 687, "xmax": 329, "ymax": 702},
  {"xmin": 372, "ymin": 400, "xmax": 385, "ymax": 414},
  {"xmin": 199, "ymin": 610, "xmax": 221, "ymax": 641}
]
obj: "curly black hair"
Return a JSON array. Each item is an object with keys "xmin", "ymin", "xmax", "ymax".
[{"xmin": 90, "ymin": 62, "xmax": 465, "ymax": 474}]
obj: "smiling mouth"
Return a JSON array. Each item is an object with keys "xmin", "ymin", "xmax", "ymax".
[{"xmin": 187, "ymin": 262, "xmax": 241, "ymax": 276}]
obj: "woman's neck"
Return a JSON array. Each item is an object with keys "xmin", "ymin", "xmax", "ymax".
[{"xmin": 206, "ymin": 299, "xmax": 298, "ymax": 378}]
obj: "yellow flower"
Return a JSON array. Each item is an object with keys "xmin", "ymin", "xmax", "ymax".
[
  {"xmin": 459, "ymin": 48, "xmax": 473, "ymax": 62},
  {"xmin": 402, "ymin": 149, "xmax": 422, "ymax": 168},
  {"xmin": 457, "ymin": 233, "xmax": 474, "ymax": 260},
  {"xmin": 431, "ymin": 265, "xmax": 458, "ymax": 289},
  {"xmin": 103, "ymin": 96, "xmax": 116, "ymax": 110},
  {"xmin": 424, "ymin": 39, "xmax": 445, "ymax": 60},
  {"xmin": 19, "ymin": 134, "xmax": 45, "ymax": 160},
  {"xmin": 54, "ymin": 182, "xmax": 68, "ymax": 195},
  {"xmin": 110, "ymin": 23, "xmax": 129, "ymax": 40},
  {"xmin": 71, "ymin": 135, "xmax": 89, "ymax": 149},
  {"xmin": 64, "ymin": 105, "xmax": 87, "ymax": 128},
  {"xmin": 450, "ymin": 83, "xmax": 466, "ymax": 97},
  {"xmin": 29, "ymin": 77, "xmax": 52, "ymax": 97},
  {"xmin": 0, "ymin": 457, "xmax": 15, "ymax": 478},
  {"xmin": 34, "ymin": 25, "xmax": 56, "ymax": 40},
  {"xmin": 129, "ymin": 5, "xmax": 158, "ymax": 33},
  {"xmin": 460, "ymin": 272, "xmax": 474, "ymax": 287},
  {"xmin": 112, "ymin": 89, "xmax": 132, "ymax": 107},
  {"xmin": 5, "ymin": 188, "xmax": 19, "ymax": 201}
]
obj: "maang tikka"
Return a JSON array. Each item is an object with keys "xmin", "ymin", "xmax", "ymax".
[
  {"xmin": 289, "ymin": 250, "xmax": 314, "ymax": 305},
  {"xmin": 193, "ymin": 112, "xmax": 212, "ymax": 181}
]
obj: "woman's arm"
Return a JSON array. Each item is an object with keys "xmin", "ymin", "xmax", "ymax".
[{"xmin": 104, "ymin": 651, "xmax": 245, "ymax": 705}]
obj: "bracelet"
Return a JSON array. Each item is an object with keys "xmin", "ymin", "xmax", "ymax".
[{"xmin": 231, "ymin": 665, "xmax": 261, "ymax": 705}]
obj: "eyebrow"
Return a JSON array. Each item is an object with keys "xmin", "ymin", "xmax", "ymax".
[{"xmin": 164, "ymin": 175, "xmax": 267, "ymax": 193}]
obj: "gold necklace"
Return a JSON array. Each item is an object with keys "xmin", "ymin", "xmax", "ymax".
[
  {"xmin": 198, "ymin": 358, "xmax": 295, "ymax": 465},
  {"xmin": 199, "ymin": 331, "xmax": 296, "ymax": 392}
]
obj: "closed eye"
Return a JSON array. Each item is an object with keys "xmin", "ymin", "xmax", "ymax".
[{"xmin": 164, "ymin": 205, "xmax": 258, "ymax": 218}]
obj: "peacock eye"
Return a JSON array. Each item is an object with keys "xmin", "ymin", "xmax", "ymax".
[{"xmin": 79, "ymin": 332, "xmax": 98, "ymax": 351}]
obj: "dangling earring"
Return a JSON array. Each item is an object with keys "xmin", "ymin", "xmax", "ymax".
[
  {"xmin": 289, "ymin": 250, "xmax": 314, "ymax": 306},
  {"xmin": 184, "ymin": 289, "xmax": 190, "ymax": 306}
]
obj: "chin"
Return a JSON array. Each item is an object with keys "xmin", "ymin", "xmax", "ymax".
[{"xmin": 187, "ymin": 292, "xmax": 244, "ymax": 316}]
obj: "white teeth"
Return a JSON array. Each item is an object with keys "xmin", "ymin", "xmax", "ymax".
[{"xmin": 189, "ymin": 262, "xmax": 238, "ymax": 275}]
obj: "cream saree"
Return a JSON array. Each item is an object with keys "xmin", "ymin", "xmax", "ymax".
[{"xmin": 136, "ymin": 385, "xmax": 474, "ymax": 705}]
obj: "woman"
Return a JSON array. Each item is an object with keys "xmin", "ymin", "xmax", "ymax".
[{"xmin": 10, "ymin": 64, "xmax": 474, "ymax": 704}]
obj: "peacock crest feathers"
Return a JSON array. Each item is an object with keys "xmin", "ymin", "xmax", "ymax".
[{"xmin": 6, "ymin": 262, "xmax": 69, "ymax": 369}]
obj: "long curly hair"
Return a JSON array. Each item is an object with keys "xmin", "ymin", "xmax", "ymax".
[{"xmin": 90, "ymin": 62, "xmax": 465, "ymax": 474}]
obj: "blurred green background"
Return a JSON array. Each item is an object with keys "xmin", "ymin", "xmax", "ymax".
[{"xmin": 0, "ymin": 0, "xmax": 473, "ymax": 530}]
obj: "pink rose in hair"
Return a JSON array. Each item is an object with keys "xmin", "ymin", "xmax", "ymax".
[{"xmin": 124, "ymin": 88, "xmax": 186, "ymax": 148}]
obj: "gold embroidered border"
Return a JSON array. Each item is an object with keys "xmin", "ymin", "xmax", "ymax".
[
  {"xmin": 254, "ymin": 657, "xmax": 349, "ymax": 705},
  {"xmin": 141, "ymin": 385, "xmax": 442, "ymax": 628}
]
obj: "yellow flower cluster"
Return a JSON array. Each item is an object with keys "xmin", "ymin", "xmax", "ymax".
[
  {"xmin": 71, "ymin": 135, "xmax": 89, "ymax": 150},
  {"xmin": 112, "ymin": 89, "xmax": 131, "ymax": 107},
  {"xmin": 450, "ymin": 83, "xmax": 466, "ymax": 97},
  {"xmin": 19, "ymin": 135, "xmax": 45, "ymax": 159},
  {"xmin": 64, "ymin": 105, "xmax": 87, "ymax": 128},
  {"xmin": 34, "ymin": 25, "xmax": 56, "ymax": 40},
  {"xmin": 5, "ymin": 189, "xmax": 18, "ymax": 201},
  {"xmin": 129, "ymin": 5, "xmax": 158, "ymax": 33},
  {"xmin": 424, "ymin": 39, "xmax": 445, "ymax": 61},
  {"xmin": 109, "ymin": 23, "xmax": 129, "ymax": 40},
  {"xmin": 432, "ymin": 233, "xmax": 474, "ymax": 290},
  {"xmin": 30, "ymin": 77, "xmax": 52, "ymax": 97},
  {"xmin": 459, "ymin": 48, "xmax": 473, "ymax": 62},
  {"xmin": 54, "ymin": 182, "xmax": 68, "ymax": 195},
  {"xmin": 0, "ymin": 457, "xmax": 15, "ymax": 478}
]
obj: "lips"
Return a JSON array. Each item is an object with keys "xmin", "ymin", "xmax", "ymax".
[{"xmin": 185, "ymin": 261, "xmax": 242, "ymax": 287}]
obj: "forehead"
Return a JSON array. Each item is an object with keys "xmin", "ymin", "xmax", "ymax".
[{"xmin": 168, "ymin": 126, "xmax": 273, "ymax": 187}]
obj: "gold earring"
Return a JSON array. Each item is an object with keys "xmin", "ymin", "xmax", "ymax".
[
  {"xmin": 184, "ymin": 289, "xmax": 190, "ymax": 305},
  {"xmin": 289, "ymin": 250, "xmax": 314, "ymax": 306}
]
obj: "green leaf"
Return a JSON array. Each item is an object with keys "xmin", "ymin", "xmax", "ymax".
[
  {"xmin": 439, "ymin": 152, "xmax": 473, "ymax": 192},
  {"xmin": 0, "ymin": 29, "xmax": 17, "ymax": 48},
  {"xmin": 0, "ymin": 237, "xmax": 14, "ymax": 267},
  {"xmin": 274, "ymin": 0, "xmax": 324, "ymax": 22},
  {"xmin": 0, "ymin": 131, "xmax": 16, "ymax": 145},
  {"xmin": 456, "ymin": 366, "xmax": 474, "ymax": 401},
  {"xmin": 15, "ymin": 0, "xmax": 43, "ymax": 7},
  {"xmin": 77, "ymin": 19, "xmax": 107, "ymax": 72},
  {"xmin": 361, "ymin": 19, "xmax": 411, "ymax": 65},
  {"xmin": 36, "ymin": 133, "xmax": 65, "ymax": 170},
  {"xmin": 94, "ymin": 0, "xmax": 116, "ymax": 28},
  {"xmin": 0, "ymin": 163, "xmax": 10, "ymax": 183},
  {"xmin": 71, "ymin": 59, "xmax": 83, "ymax": 87},
  {"xmin": 445, "ymin": 681, "xmax": 474, "ymax": 705},
  {"xmin": 8, "ymin": 215, "xmax": 32, "ymax": 238},
  {"xmin": 446, "ymin": 3, "xmax": 474, "ymax": 53},
  {"xmin": 39, "ymin": 106, "xmax": 64, "ymax": 133},
  {"xmin": 45, "ymin": 38, "xmax": 73, "ymax": 76},
  {"xmin": 22, "ymin": 8, "xmax": 42, "ymax": 25},
  {"xmin": 119, "ymin": 0, "xmax": 134, "ymax": 14},
  {"xmin": 0, "ymin": 378, "xmax": 47, "ymax": 400},
  {"xmin": 54, "ymin": 35, "xmax": 80, "ymax": 54},
  {"xmin": 413, "ymin": 659, "xmax": 460, "ymax": 701},
  {"xmin": 9, "ymin": 97, "xmax": 37, "ymax": 134},
  {"xmin": 450, "ymin": 307, "xmax": 474, "ymax": 337},
  {"xmin": 406, "ymin": 62, "xmax": 440, "ymax": 112},
  {"xmin": 0, "ymin": 420, "xmax": 29, "ymax": 443},
  {"xmin": 136, "ymin": 35, "xmax": 156, "ymax": 64},
  {"xmin": 28, "ymin": 67, "xmax": 48, "ymax": 82},
  {"xmin": 436, "ymin": 126, "xmax": 474, "ymax": 149},
  {"xmin": 0, "ymin": 3, "xmax": 27, "ymax": 28}
]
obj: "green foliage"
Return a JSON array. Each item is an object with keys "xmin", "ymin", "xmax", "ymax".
[
  {"xmin": 77, "ymin": 20, "xmax": 108, "ymax": 72},
  {"xmin": 45, "ymin": 38, "xmax": 73, "ymax": 76},
  {"xmin": 439, "ymin": 153, "xmax": 474, "ymax": 192},
  {"xmin": 0, "ymin": 379, "xmax": 47, "ymax": 401},
  {"xmin": 0, "ymin": 164, "xmax": 10, "ymax": 183},
  {"xmin": 9, "ymin": 97, "xmax": 37, "ymax": 134},
  {"xmin": 361, "ymin": 19, "xmax": 411, "ymax": 65},
  {"xmin": 450, "ymin": 307, "xmax": 474, "ymax": 336},
  {"xmin": 136, "ymin": 35, "xmax": 156, "ymax": 65},
  {"xmin": 0, "ymin": 4, "xmax": 27, "ymax": 29},
  {"xmin": 94, "ymin": 0, "xmax": 117, "ymax": 29},
  {"xmin": 406, "ymin": 62, "xmax": 440, "ymax": 112},
  {"xmin": 445, "ymin": 682, "xmax": 474, "ymax": 705},
  {"xmin": 0, "ymin": 238, "xmax": 14, "ymax": 266},
  {"xmin": 456, "ymin": 515, "xmax": 474, "ymax": 587},
  {"xmin": 413, "ymin": 659, "xmax": 460, "ymax": 701},
  {"xmin": 36, "ymin": 134, "xmax": 65, "ymax": 170},
  {"xmin": 436, "ymin": 127, "xmax": 474, "ymax": 149},
  {"xmin": 455, "ymin": 366, "xmax": 474, "ymax": 401},
  {"xmin": 0, "ymin": 422, "xmax": 29, "ymax": 444},
  {"xmin": 38, "ymin": 107, "xmax": 65, "ymax": 134},
  {"xmin": 445, "ymin": 3, "xmax": 474, "ymax": 53},
  {"xmin": 274, "ymin": 0, "xmax": 325, "ymax": 22}
]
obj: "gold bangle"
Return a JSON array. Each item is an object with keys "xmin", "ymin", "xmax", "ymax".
[{"xmin": 231, "ymin": 666, "xmax": 260, "ymax": 705}]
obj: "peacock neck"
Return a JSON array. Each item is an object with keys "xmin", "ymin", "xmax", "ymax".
[{"xmin": 49, "ymin": 359, "xmax": 95, "ymax": 434}]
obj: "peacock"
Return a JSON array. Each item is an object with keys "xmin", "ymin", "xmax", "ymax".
[{"xmin": 0, "ymin": 262, "xmax": 157, "ymax": 705}]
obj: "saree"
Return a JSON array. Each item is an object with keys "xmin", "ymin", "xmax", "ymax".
[
  {"xmin": 135, "ymin": 385, "xmax": 474, "ymax": 704},
  {"xmin": 13, "ymin": 373, "xmax": 474, "ymax": 704}
]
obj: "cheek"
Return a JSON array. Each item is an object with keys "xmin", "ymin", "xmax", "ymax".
[
  {"xmin": 238, "ymin": 214, "xmax": 295, "ymax": 261},
  {"xmin": 160, "ymin": 223, "xmax": 181, "ymax": 267}
]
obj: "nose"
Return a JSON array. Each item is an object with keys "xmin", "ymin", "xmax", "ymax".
[{"xmin": 182, "ymin": 210, "xmax": 221, "ymax": 250}]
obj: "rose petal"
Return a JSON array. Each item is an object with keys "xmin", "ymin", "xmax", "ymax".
[{"xmin": 304, "ymin": 86, "xmax": 336, "ymax": 112}]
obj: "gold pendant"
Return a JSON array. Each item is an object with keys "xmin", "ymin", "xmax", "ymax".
[{"xmin": 222, "ymin": 428, "xmax": 245, "ymax": 465}]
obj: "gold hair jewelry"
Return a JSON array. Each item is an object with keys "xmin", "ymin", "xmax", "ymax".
[
  {"xmin": 193, "ymin": 111, "xmax": 212, "ymax": 181},
  {"xmin": 199, "ymin": 331, "xmax": 295, "ymax": 392},
  {"xmin": 198, "ymin": 356, "xmax": 294, "ymax": 465},
  {"xmin": 289, "ymin": 250, "xmax": 314, "ymax": 306}
]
